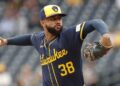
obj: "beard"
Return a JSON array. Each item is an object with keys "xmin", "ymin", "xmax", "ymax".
[{"xmin": 46, "ymin": 25, "xmax": 63, "ymax": 36}]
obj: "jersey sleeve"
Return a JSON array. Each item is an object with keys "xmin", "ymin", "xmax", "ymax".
[
  {"xmin": 31, "ymin": 32, "xmax": 44, "ymax": 51},
  {"xmin": 76, "ymin": 22, "xmax": 86, "ymax": 40},
  {"xmin": 31, "ymin": 33, "xmax": 38, "ymax": 46}
]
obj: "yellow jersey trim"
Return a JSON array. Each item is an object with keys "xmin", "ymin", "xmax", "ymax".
[
  {"xmin": 48, "ymin": 43, "xmax": 59, "ymax": 86},
  {"xmin": 80, "ymin": 22, "xmax": 86, "ymax": 40},
  {"xmin": 51, "ymin": 63, "xmax": 59, "ymax": 86},
  {"xmin": 47, "ymin": 65, "xmax": 54, "ymax": 86},
  {"xmin": 46, "ymin": 39, "xmax": 57, "ymax": 86}
]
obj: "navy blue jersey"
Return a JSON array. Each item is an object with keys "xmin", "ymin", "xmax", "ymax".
[
  {"xmin": 31, "ymin": 23, "xmax": 85, "ymax": 86},
  {"xmin": 2, "ymin": 19, "xmax": 99, "ymax": 86},
  {"xmin": 6, "ymin": 19, "xmax": 108, "ymax": 86},
  {"xmin": 4, "ymin": 18, "xmax": 109, "ymax": 86},
  {"xmin": 30, "ymin": 19, "xmax": 108, "ymax": 86}
]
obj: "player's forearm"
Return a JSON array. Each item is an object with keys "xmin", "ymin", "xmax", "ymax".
[{"xmin": 7, "ymin": 34, "xmax": 32, "ymax": 46}]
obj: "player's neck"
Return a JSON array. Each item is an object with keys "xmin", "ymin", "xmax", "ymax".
[{"xmin": 44, "ymin": 31, "xmax": 56, "ymax": 42}]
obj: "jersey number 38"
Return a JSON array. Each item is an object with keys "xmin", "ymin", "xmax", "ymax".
[{"xmin": 58, "ymin": 61, "xmax": 75, "ymax": 76}]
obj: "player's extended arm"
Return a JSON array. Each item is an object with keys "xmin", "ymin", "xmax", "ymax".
[
  {"xmin": 82, "ymin": 19, "xmax": 113, "ymax": 61},
  {"xmin": 0, "ymin": 34, "xmax": 32, "ymax": 47}
]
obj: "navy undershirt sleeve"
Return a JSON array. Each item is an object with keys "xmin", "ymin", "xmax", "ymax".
[
  {"xmin": 7, "ymin": 34, "xmax": 32, "ymax": 46},
  {"xmin": 83, "ymin": 19, "xmax": 109, "ymax": 39}
]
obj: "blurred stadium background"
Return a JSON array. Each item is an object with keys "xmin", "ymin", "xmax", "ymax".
[{"xmin": 0, "ymin": 0, "xmax": 120, "ymax": 86}]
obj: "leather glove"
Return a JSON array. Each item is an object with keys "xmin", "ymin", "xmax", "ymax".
[{"xmin": 83, "ymin": 42, "xmax": 110, "ymax": 61}]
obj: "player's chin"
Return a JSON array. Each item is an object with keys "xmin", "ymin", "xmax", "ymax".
[
  {"xmin": 55, "ymin": 26, "xmax": 62, "ymax": 31},
  {"xmin": 55, "ymin": 28, "xmax": 62, "ymax": 35}
]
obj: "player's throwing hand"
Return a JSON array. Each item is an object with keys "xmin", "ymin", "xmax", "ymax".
[
  {"xmin": 100, "ymin": 33, "xmax": 113, "ymax": 48},
  {"xmin": 0, "ymin": 37, "xmax": 7, "ymax": 47}
]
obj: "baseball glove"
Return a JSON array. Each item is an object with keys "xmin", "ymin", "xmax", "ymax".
[{"xmin": 83, "ymin": 42, "xmax": 110, "ymax": 61}]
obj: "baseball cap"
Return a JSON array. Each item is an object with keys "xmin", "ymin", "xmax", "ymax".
[{"xmin": 39, "ymin": 5, "xmax": 66, "ymax": 20}]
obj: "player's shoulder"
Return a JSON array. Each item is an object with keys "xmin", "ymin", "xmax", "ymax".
[
  {"xmin": 62, "ymin": 26, "xmax": 75, "ymax": 32},
  {"xmin": 60, "ymin": 26, "xmax": 76, "ymax": 38},
  {"xmin": 32, "ymin": 31, "xmax": 44, "ymax": 37},
  {"xmin": 63, "ymin": 22, "xmax": 86, "ymax": 31},
  {"xmin": 61, "ymin": 24, "xmax": 82, "ymax": 34},
  {"xmin": 31, "ymin": 31, "xmax": 45, "ymax": 39}
]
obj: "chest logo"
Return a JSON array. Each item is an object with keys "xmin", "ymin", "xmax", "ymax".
[{"xmin": 40, "ymin": 49, "xmax": 68, "ymax": 66}]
